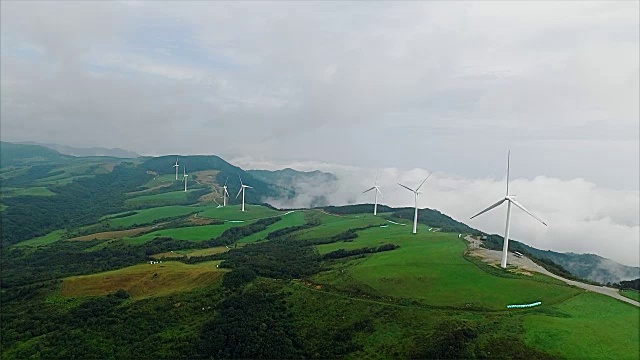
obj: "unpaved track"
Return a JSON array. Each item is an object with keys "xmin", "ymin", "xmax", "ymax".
[{"xmin": 465, "ymin": 236, "xmax": 639, "ymax": 307}]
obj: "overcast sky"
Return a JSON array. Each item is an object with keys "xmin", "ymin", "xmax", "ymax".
[{"xmin": 1, "ymin": 2, "xmax": 638, "ymax": 265}]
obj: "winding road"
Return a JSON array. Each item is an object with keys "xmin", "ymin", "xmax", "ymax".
[{"xmin": 465, "ymin": 236, "xmax": 639, "ymax": 307}]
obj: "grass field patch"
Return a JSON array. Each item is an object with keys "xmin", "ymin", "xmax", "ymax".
[
  {"xmin": 125, "ymin": 189, "xmax": 199, "ymax": 207},
  {"xmin": 619, "ymin": 289, "xmax": 640, "ymax": 302},
  {"xmin": 123, "ymin": 221, "xmax": 255, "ymax": 244},
  {"xmin": 198, "ymin": 204, "xmax": 282, "ymax": 221},
  {"xmin": 314, "ymin": 225, "xmax": 580, "ymax": 310},
  {"xmin": 151, "ymin": 246, "xmax": 230, "ymax": 259},
  {"xmin": 69, "ymin": 226, "xmax": 156, "ymax": 241},
  {"xmin": 13, "ymin": 230, "xmax": 66, "ymax": 247},
  {"xmin": 524, "ymin": 292, "xmax": 640, "ymax": 359},
  {"xmin": 60, "ymin": 261, "xmax": 225, "ymax": 300}
]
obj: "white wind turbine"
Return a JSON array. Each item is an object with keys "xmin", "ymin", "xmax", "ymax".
[
  {"xmin": 398, "ymin": 173, "xmax": 432, "ymax": 234},
  {"xmin": 362, "ymin": 170, "xmax": 383, "ymax": 215},
  {"xmin": 470, "ymin": 151, "xmax": 547, "ymax": 268},
  {"xmin": 182, "ymin": 167, "xmax": 189, "ymax": 192},
  {"xmin": 173, "ymin": 157, "xmax": 180, "ymax": 181},
  {"xmin": 222, "ymin": 177, "xmax": 230, "ymax": 207},
  {"xmin": 236, "ymin": 175, "xmax": 253, "ymax": 211}
]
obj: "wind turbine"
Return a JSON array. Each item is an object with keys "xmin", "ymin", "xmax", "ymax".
[
  {"xmin": 398, "ymin": 173, "xmax": 432, "ymax": 234},
  {"xmin": 173, "ymin": 157, "xmax": 180, "ymax": 181},
  {"xmin": 182, "ymin": 167, "xmax": 189, "ymax": 192},
  {"xmin": 362, "ymin": 170, "xmax": 383, "ymax": 215},
  {"xmin": 236, "ymin": 175, "xmax": 253, "ymax": 211},
  {"xmin": 470, "ymin": 151, "xmax": 547, "ymax": 268},
  {"xmin": 221, "ymin": 177, "xmax": 230, "ymax": 207}
]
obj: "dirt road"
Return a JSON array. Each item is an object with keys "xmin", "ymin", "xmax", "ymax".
[{"xmin": 465, "ymin": 236, "xmax": 639, "ymax": 307}]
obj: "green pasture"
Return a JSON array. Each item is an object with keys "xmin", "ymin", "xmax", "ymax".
[
  {"xmin": 123, "ymin": 221, "xmax": 255, "ymax": 245},
  {"xmin": 104, "ymin": 205, "xmax": 206, "ymax": 228},
  {"xmin": 524, "ymin": 292, "xmax": 639, "ymax": 360},
  {"xmin": 1, "ymin": 186, "xmax": 56, "ymax": 197},
  {"xmin": 296, "ymin": 212, "xmax": 388, "ymax": 240},
  {"xmin": 198, "ymin": 204, "xmax": 282, "ymax": 221},
  {"xmin": 143, "ymin": 173, "xmax": 180, "ymax": 188},
  {"xmin": 314, "ymin": 223, "xmax": 581, "ymax": 310},
  {"xmin": 238, "ymin": 211, "xmax": 306, "ymax": 243},
  {"xmin": 619, "ymin": 289, "xmax": 640, "ymax": 302},
  {"xmin": 125, "ymin": 189, "xmax": 199, "ymax": 207},
  {"xmin": 13, "ymin": 230, "xmax": 66, "ymax": 247}
]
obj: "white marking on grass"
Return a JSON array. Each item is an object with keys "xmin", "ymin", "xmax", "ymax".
[{"xmin": 386, "ymin": 220, "xmax": 406, "ymax": 226}]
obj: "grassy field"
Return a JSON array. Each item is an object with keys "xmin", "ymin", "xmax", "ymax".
[
  {"xmin": 1, "ymin": 186, "xmax": 56, "ymax": 197},
  {"xmin": 123, "ymin": 221, "xmax": 255, "ymax": 245},
  {"xmin": 524, "ymin": 292, "xmax": 640, "ymax": 359},
  {"xmin": 238, "ymin": 211, "xmax": 306, "ymax": 243},
  {"xmin": 198, "ymin": 204, "xmax": 282, "ymax": 221},
  {"xmin": 70, "ymin": 226, "xmax": 155, "ymax": 241},
  {"xmin": 151, "ymin": 246, "xmax": 230, "ymax": 259},
  {"xmin": 104, "ymin": 205, "xmax": 206, "ymax": 228},
  {"xmin": 13, "ymin": 230, "xmax": 66, "ymax": 247},
  {"xmin": 314, "ymin": 223, "xmax": 581, "ymax": 310},
  {"xmin": 125, "ymin": 189, "xmax": 200, "ymax": 207},
  {"xmin": 60, "ymin": 260, "xmax": 225, "ymax": 300},
  {"xmin": 296, "ymin": 212, "xmax": 388, "ymax": 240},
  {"xmin": 619, "ymin": 289, "xmax": 640, "ymax": 302},
  {"xmin": 142, "ymin": 173, "xmax": 179, "ymax": 188}
]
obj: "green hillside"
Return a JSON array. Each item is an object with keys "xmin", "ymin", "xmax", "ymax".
[{"xmin": 1, "ymin": 151, "xmax": 637, "ymax": 360}]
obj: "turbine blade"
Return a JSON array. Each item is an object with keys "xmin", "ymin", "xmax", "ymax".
[
  {"xmin": 506, "ymin": 150, "xmax": 511, "ymax": 196},
  {"xmin": 510, "ymin": 199, "xmax": 548, "ymax": 226},
  {"xmin": 362, "ymin": 186, "xmax": 376, "ymax": 194},
  {"xmin": 470, "ymin": 198, "xmax": 506, "ymax": 219},
  {"xmin": 397, "ymin": 183, "xmax": 416, "ymax": 193},
  {"xmin": 224, "ymin": 188, "xmax": 229, "ymax": 196},
  {"xmin": 238, "ymin": 174, "xmax": 243, "ymax": 186},
  {"xmin": 376, "ymin": 187, "xmax": 384, "ymax": 199},
  {"xmin": 245, "ymin": 185, "xmax": 253, "ymax": 189},
  {"xmin": 236, "ymin": 188, "xmax": 243, "ymax": 199},
  {"xmin": 416, "ymin": 172, "xmax": 432, "ymax": 191},
  {"xmin": 224, "ymin": 177, "xmax": 228, "ymax": 186}
]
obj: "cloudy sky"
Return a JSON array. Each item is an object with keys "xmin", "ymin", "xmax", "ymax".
[{"xmin": 1, "ymin": 2, "xmax": 638, "ymax": 265}]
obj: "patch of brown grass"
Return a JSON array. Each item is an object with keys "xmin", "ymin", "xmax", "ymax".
[
  {"xmin": 60, "ymin": 261, "xmax": 225, "ymax": 300},
  {"xmin": 151, "ymin": 246, "xmax": 229, "ymax": 260},
  {"xmin": 69, "ymin": 226, "xmax": 154, "ymax": 241}
]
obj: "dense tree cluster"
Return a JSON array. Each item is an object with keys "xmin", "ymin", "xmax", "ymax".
[
  {"xmin": 220, "ymin": 239, "xmax": 322, "ymax": 279},
  {"xmin": 197, "ymin": 283, "xmax": 303, "ymax": 359},
  {"xmin": 322, "ymin": 244, "xmax": 400, "ymax": 260},
  {"xmin": 222, "ymin": 267, "xmax": 257, "ymax": 289},
  {"xmin": 619, "ymin": 278, "xmax": 640, "ymax": 290}
]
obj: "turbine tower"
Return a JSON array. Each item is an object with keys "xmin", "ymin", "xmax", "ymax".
[
  {"xmin": 362, "ymin": 170, "xmax": 383, "ymax": 215},
  {"xmin": 222, "ymin": 177, "xmax": 230, "ymax": 207},
  {"xmin": 398, "ymin": 173, "xmax": 432, "ymax": 234},
  {"xmin": 470, "ymin": 151, "xmax": 547, "ymax": 268},
  {"xmin": 182, "ymin": 167, "xmax": 189, "ymax": 192},
  {"xmin": 236, "ymin": 175, "xmax": 253, "ymax": 211},
  {"xmin": 173, "ymin": 157, "xmax": 180, "ymax": 181}
]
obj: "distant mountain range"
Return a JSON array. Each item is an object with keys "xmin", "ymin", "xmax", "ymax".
[
  {"xmin": 17, "ymin": 141, "xmax": 140, "ymax": 158},
  {"xmin": 248, "ymin": 168, "xmax": 338, "ymax": 207}
]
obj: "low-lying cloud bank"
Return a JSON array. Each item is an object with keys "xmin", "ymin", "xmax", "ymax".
[{"xmin": 232, "ymin": 157, "xmax": 640, "ymax": 267}]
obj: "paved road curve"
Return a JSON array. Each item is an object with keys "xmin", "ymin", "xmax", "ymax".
[{"xmin": 465, "ymin": 236, "xmax": 640, "ymax": 307}]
